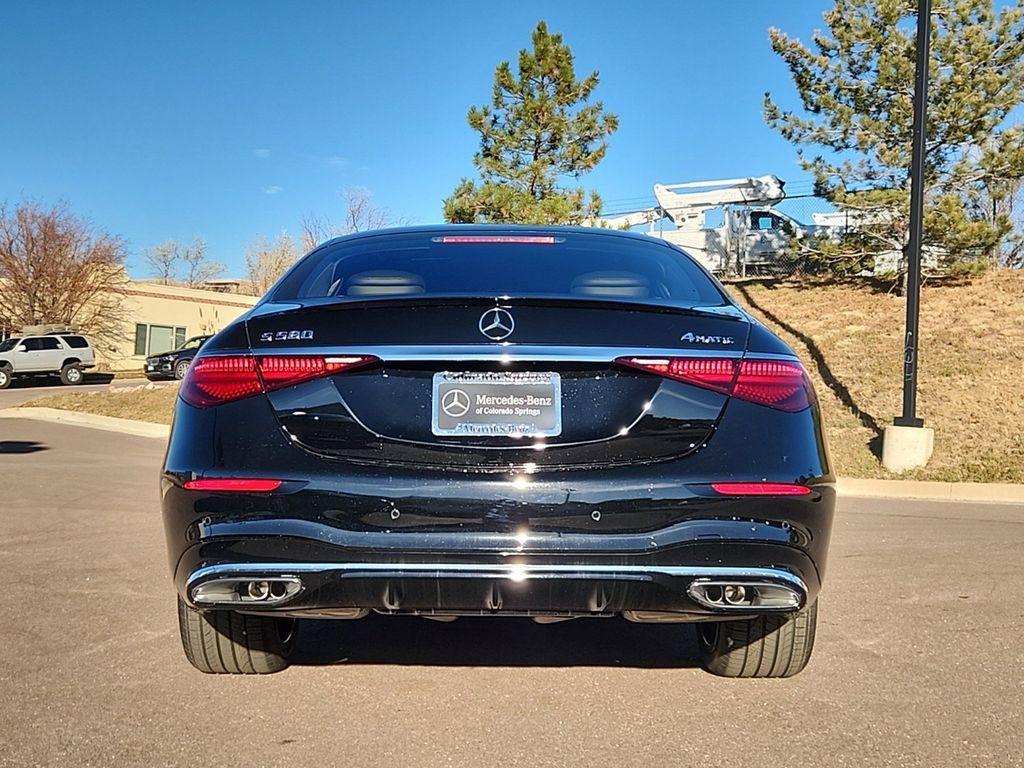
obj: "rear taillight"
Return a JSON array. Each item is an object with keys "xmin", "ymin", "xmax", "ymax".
[
  {"xmin": 257, "ymin": 355, "xmax": 375, "ymax": 391},
  {"xmin": 181, "ymin": 354, "xmax": 378, "ymax": 408},
  {"xmin": 732, "ymin": 358, "xmax": 814, "ymax": 412},
  {"xmin": 614, "ymin": 357, "xmax": 736, "ymax": 394},
  {"xmin": 616, "ymin": 356, "xmax": 813, "ymax": 412},
  {"xmin": 180, "ymin": 356, "xmax": 262, "ymax": 407}
]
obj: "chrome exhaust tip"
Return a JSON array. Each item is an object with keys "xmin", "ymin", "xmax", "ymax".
[
  {"xmin": 191, "ymin": 576, "xmax": 303, "ymax": 607},
  {"xmin": 247, "ymin": 581, "xmax": 271, "ymax": 600},
  {"xmin": 687, "ymin": 579, "xmax": 802, "ymax": 611},
  {"xmin": 724, "ymin": 585, "xmax": 747, "ymax": 605}
]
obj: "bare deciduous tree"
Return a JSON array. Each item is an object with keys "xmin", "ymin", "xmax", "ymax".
[
  {"xmin": 144, "ymin": 240, "xmax": 179, "ymax": 284},
  {"xmin": 245, "ymin": 233, "xmax": 298, "ymax": 296},
  {"xmin": 299, "ymin": 213, "xmax": 338, "ymax": 253},
  {"xmin": 143, "ymin": 238, "xmax": 223, "ymax": 287},
  {"xmin": 0, "ymin": 200, "xmax": 129, "ymax": 348},
  {"xmin": 300, "ymin": 187, "xmax": 397, "ymax": 250},
  {"xmin": 180, "ymin": 238, "xmax": 223, "ymax": 287},
  {"xmin": 342, "ymin": 186, "xmax": 391, "ymax": 234}
]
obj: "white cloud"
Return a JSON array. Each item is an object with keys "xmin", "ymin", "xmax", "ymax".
[
  {"xmin": 262, "ymin": 185, "xmax": 283, "ymax": 195},
  {"xmin": 253, "ymin": 148, "xmax": 271, "ymax": 158},
  {"xmin": 326, "ymin": 155, "xmax": 349, "ymax": 167}
]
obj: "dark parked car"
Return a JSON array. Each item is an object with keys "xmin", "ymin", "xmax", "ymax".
[
  {"xmin": 145, "ymin": 335, "xmax": 212, "ymax": 381},
  {"xmin": 162, "ymin": 226, "xmax": 834, "ymax": 677}
]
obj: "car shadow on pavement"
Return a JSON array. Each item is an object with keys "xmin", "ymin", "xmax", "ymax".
[
  {"xmin": 290, "ymin": 614, "xmax": 703, "ymax": 668},
  {"xmin": 7, "ymin": 377, "xmax": 65, "ymax": 389},
  {"xmin": 7, "ymin": 372, "xmax": 115, "ymax": 389},
  {"xmin": 0, "ymin": 440, "xmax": 48, "ymax": 454}
]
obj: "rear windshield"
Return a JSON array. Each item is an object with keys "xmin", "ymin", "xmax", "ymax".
[{"xmin": 272, "ymin": 231, "xmax": 726, "ymax": 307}]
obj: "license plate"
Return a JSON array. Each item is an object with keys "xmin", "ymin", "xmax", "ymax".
[{"xmin": 431, "ymin": 372, "xmax": 562, "ymax": 437}]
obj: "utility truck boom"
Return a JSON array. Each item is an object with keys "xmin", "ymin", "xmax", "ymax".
[{"xmin": 592, "ymin": 175, "xmax": 806, "ymax": 275}]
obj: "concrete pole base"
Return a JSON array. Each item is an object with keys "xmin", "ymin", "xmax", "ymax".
[{"xmin": 881, "ymin": 425, "xmax": 934, "ymax": 473}]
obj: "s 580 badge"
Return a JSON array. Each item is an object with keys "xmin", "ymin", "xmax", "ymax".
[{"xmin": 259, "ymin": 330, "xmax": 314, "ymax": 342}]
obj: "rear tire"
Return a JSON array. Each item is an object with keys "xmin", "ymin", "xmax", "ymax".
[
  {"xmin": 698, "ymin": 600, "xmax": 817, "ymax": 678},
  {"xmin": 176, "ymin": 597, "xmax": 296, "ymax": 674},
  {"xmin": 59, "ymin": 364, "xmax": 84, "ymax": 386},
  {"xmin": 0, "ymin": 368, "xmax": 11, "ymax": 389}
]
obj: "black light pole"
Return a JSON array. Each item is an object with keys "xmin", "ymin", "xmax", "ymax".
[{"xmin": 895, "ymin": 0, "xmax": 932, "ymax": 429}]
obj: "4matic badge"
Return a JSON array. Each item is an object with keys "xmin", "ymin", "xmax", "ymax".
[{"xmin": 680, "ymin": 331, "xmax": 735, "ymax": 345}]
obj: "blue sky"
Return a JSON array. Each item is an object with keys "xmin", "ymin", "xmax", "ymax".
[{"xmin": 1, "ymin": 1, "xmax": 834, "ymax": 277}]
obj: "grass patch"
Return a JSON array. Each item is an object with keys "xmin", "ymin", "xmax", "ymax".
[
  {"xmin": 17, "ymin": 270, "xmax": 1024, "ymax": 481},
  {"xmin": 730, "ymin": 269, "xmax": 1024, "ymax": 482},
  {"xmin": 22, "ymin": 383, "xmax": 179, "ymax": 425}
]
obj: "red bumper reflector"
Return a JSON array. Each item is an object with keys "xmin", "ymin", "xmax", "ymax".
[
  {"xmin": 711, "ymin": 482, "xmax": 812, "ymax": 496},
  {"xmin": 184, "ymin": 478, "xmax": 283, "ymax": 492},
  {"xmin": 440, "ymin": 235, "xmax": 556, "ymax": 244}
]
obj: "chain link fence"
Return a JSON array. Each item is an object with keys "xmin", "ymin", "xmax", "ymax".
[{"xmin": 992, "ymin": 183, "xmax": 1024, "ymax": 269}]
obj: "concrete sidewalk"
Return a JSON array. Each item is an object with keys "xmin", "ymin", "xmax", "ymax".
[{"xmin": 836, "ymin": 477, "xmax": 1024, "ymax": 504}]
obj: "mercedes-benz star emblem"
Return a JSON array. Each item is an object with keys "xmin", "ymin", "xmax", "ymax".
[
  {"xmin": 479, "ymin": 308, "xmax": 515, "ymax": 341},
  {"xmin": 441, "ymin": 388, "xmax": 471, "ymax": 418}
]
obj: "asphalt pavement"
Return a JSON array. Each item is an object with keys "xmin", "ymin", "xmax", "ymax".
[{"xmin": 1, "ymin": 417, "xmax": 1021, "ymax": 768}]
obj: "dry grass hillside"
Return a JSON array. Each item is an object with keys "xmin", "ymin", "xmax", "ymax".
[
  {"xmin": 21, "ymin": 270, "xmax": 1024, "ymax": 482},
  {"xmin": 24, "ymin": 384, "xmax": 179, "ymax": 424},
  {"xmin": 730, "ymin": 270, "xmax": 1024, "ymax": 482}
]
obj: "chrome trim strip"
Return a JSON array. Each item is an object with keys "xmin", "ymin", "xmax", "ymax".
[
  {"xmin": 219, "ymin": 345, "xmax": 799, "ymax": 363},
  {"xmin": 187, "ymin": 562, "xmax": 806, "ymax": 596},
  {"xmin": 195, "ymin": 517, "xmax": 798, "ymax": 553}
]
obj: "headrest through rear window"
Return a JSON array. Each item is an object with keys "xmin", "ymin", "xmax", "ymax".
[
  {"xmin": 571, "ymin": 271, "xmax": 650, "ymax": 299},
  {"xmin": 344, "ymin": 270, "xmax": 425, "ymax": 296}
]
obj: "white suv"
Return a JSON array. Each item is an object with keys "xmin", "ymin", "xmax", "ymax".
[{"xmin": 0, "ymin": 334, "xmax": 96, "ymax": 389}]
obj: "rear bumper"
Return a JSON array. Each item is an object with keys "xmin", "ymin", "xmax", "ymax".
[
  {"xmin": 163, "ymin": 392, "xmax": 836, "ymax": 619},
  {"xmin": 185, "ymin": 559, "xmax": 808, "ymax": 619},
  {"xmin": 170, "ymin": 506, "xmax": 831, "ymax": 619}
]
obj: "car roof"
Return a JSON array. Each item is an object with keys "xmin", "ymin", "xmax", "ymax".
[{"xmin": 315, "ymin": 224, "xmax": 680, "ymax": 252}]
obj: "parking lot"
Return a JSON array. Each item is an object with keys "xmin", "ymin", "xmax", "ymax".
[
  {"xmin": 1, "ymin": 416, "xmax": 1022, "ymax": 768},
  {"xmin": 0, "ymin": 376, "xmax": 165, "ymax": 410}
]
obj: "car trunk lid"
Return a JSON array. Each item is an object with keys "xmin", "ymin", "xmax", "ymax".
[{"xmin": 245, "ymin": 298, "xmax": 750, "ymax": 470}]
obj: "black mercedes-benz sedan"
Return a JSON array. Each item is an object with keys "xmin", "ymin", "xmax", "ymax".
[
  {"xmin": 145, "ymin": 335, "xmax": 212, "ymax": 381},
  {"xmin": 162, "ymin": 226, "xmax": 834, "ymax": 677}
]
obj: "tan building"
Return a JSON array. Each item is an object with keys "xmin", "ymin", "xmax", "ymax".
[{"xmin": 99, "ymin": 281, "xmax": 258, "ymax": 370}]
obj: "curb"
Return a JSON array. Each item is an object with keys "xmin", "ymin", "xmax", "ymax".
[
  {"xmin": 1, "ymin": 407, "xmax": 170, "ymax": 440},
  {"xmin": 836, "ymin": 477, "xmax": 1023, "ymax": 504},
  {"xmin": 3, "ymin": 406, "xmax": 1023, "ymax": 505}
]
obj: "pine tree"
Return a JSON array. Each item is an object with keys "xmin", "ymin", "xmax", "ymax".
[
  {"xmin": 443, "ymin": 21, "xmax": 619, "ymax": 225},
  {"xmin": 765, "ymin": 0, "xmax": 1024, "ymax": 275}
]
